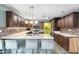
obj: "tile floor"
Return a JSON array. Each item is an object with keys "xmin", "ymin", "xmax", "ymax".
[
  {"xmin": 52, "ymin": 42, "xmax": 68, "ymax": 54},
  {"xmin": 17, "ymin": 41, "xmax": 68, "ymax": 54},
  {"xmin": 0, "ymin": 41, "xmax": 69, "ymax": 54}
]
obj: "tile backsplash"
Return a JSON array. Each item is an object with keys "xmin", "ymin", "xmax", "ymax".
[
  {"xmin": 60, "ymin": 28, "xmax": 79, "ymax": 35},
  {"xmin": 0, "ymin": 27, "xmax": 26, "ymax": 37}
]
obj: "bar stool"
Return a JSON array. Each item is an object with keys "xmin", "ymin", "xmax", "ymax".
[
  {"xmin": 25, "ymin": 40, "xmax": 38, "ymax": 54},
  {"xmin": 0, "ymin": 40, "xmax": 3, "ymax": 54},
  {"xmin": 17, "ymin": 40, "xmax": 25, "ymax": 53},
  {"xmin": 5, "ymin": 40, "xmax": 17, "ymax": 54},
  {"xmin": 40, "ymin": 40, "xmax": 54, "ymax": 54}
]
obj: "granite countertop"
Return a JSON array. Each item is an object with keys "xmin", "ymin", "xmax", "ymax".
[
  {"xmin": 54, "ymin": 31, "xmax": 79, "ymax": 38},
  {"xmin": 0, "ymin": 31, "xmax": 54, "ymax": 40}
]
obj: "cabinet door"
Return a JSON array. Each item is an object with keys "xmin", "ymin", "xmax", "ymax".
[
  {"xmin": 61, "ymin": 36, "xmax": 69, "ymax": 51},
  {"xmin": 18, "ymin": 16, "xmax": 22, "ymax": 27},
  {"xmin": 60, "ymin": 18, "xmax": 64, "ymax": 28},
  {"xmin": 67, "ymin": 14, "xmax": 73, "ymax": 28},
  {"xmin": 57, "ymin": 20, "xmax": 60, "ymax": 27},
  {"xmin": 54, "ymin": 34, "xmax": 69, "ymax": 52},
  {"xmin": 65, "ymin": 16, "xmax": 68, "ymax": 28},
  {"xmin": 54, "ymin": 34, "xmax": 59, "ymax": 43},
  {"xmin": 63, "ymin": 17, "xmax": 66, "ymax": 27},
  {"xmin": 6, "ymin": 11, "xmax": 13, "ymax": 27},
  {"xmin": 13, "ymin": 13, "xmax": 18, "ymax": 26}
]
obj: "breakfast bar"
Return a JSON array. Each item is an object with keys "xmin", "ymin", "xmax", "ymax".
[{"xmin": 0, "ymin": 31, "xmax": 54, "ymax": 54}]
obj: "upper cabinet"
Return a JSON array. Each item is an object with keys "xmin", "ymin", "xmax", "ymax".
[
  {"xmin": 60, "ymin": 18, "xmax": 65, "ymax": 28},
  {"xmin": 56, "ymin": 12, "xmax": 79, "ymax": 29},
  {"xmin": 65, "ymin": 16, "xmax": 68, "ymax": 28},
  {"xmin": 57, "ymin": 19, "xmax": 60, "ymax": 28},
  {"xmin": 6, "ymin": 11, "xmax": 25, "ymax": 27},
  {"xmin": 67, "ymin": 14, "xmax": 73, "ymax": 28}
]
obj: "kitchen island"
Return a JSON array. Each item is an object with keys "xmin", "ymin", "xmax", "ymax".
[
  {"xmin": 1, "ymin": 31, "xmax": 54, "ymax": 40},
  {"xmin": 0, "ymin": 31, "xmax": 54, "ymax": 54}
]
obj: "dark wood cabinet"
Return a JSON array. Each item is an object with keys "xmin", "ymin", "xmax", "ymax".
[
  {"xmin": 53, "ymin": 18, "xmax": 61, "ymax": 31},
  {"xmin": 63, "ymin": 17, "xmax": 67, "ymax": 28},
  {"xmin": 67, "ymin": 13, "xmax": 78, "ymax": 28},
  {"xmin": 54, "ymin": 33, "xmax": 79, "ymax": 53},
  {"xmin": 6, "ymin": 11, "xmax": 25, "ymax": 27},
  {"xmin": 60, "ymin": 18, "xmax": 65, "ymax": 28},
  {"xmin": 57, "ymin": 19, "xmax": 60, "ymax": 27},
  {"xmin": 65, "ymin": 16, "xmax": 68, "ymax": 28},
  {"xmin": 6, "ymin": 11, "xmax": 13, "ymax": 27},
  {"xmin": 67, "ymin": 14, "xmax": 73, "ymax": 28},
  {"xmin": 56, "ymin": 12, "xmax": 79, "ymax": 29},
  {"xmin": 54, "ymin": 34, "xmax": 69, "ymax": 51}
]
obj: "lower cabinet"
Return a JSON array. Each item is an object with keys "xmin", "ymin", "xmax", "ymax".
[
  {"xmin": 54, "ymin": 34, "xmax": 78, "ymax": 53},
  {"xmin": 54, "ymin": 34, "xmax": 69, "ymax": 52}
]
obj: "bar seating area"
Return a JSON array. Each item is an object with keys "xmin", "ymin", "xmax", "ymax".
[
  {"xmin": 0, "ymin": 27, "xmax": 54, "ymax": 54},
  {"xmin": 0, "ymin": 39, "xmax": 54, "ymax": 54}
]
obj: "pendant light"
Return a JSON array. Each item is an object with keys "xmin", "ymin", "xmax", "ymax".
[{"xmin": 29, "ymin": 6, "xmax": 34, "ymax": 24}]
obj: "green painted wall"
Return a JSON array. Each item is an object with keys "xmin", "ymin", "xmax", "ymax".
[{"xmin": 44, "ymin": 22, "xmax": 51, "ymax": 34}]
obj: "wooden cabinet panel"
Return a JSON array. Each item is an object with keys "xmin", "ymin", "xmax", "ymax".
[
  {"xmin": 57, "ymin": 20, "xmax": 61, "ymax": 27},
  {"xmin": 60, "ymin": 17, "xmax": 66, "ymax": 28},
  {"xmin": 54, "ymin": 34, "xmax": 69, "ymax": 52},
  {"xmin": 60, "ymin": 14, "xmax": 73, "ymax": 28},
  {"xmin": 65, "ymin": 16, "xmax": 68, "ymax": 27},
  {"xmin": 60, "ymin": 18, "xmax": 64, "ymax": 28},
  {"xmin": 54, "ymin": 33, "xmax": 79, "ymax": 53},
  {"xmin": 67, "ymin": 14, "xmax": 73, "ymax": 28},
  {"xmin": 63, "ymin": 17, "xmax": 67, "ymax": 27},
  {"xmin": 6, "ymin": 11, "xmax": 25, "ymax": 27},
  {"xmin": 12, "ymin": 13, "xmax": 18, "ymax": 26},
  {"xmin": 60, "ymin": 36, "xmax": 69, "ymax": 51},
  {"xmin": 69, "ymin": 38, "xmax": 78, "ymax": 52},
  {"xmin": 56, "ymin": 12, "xmax": 79, "ymax": 29}
]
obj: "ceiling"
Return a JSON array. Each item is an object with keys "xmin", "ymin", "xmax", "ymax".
[{"xmin": 3, "ymin": 4, "xmax": 79, "ymax": 21}]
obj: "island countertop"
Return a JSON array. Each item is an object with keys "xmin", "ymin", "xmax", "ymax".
[
  {"xmin": 54, "ymin": 31, "xmax": 79, "ymax": 38},
  {"xmin": 0, "ymin": 31, "xmax": 54, "ymax": 40}
]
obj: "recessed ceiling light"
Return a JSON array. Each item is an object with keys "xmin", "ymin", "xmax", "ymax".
[
  {"xmin": 35, "ymin": 21, "xmax": 38, "ymax": 24},
  {"xmin": 25, "ymin": 21, "xmax": 28, "ymax": 24},
  {"xmin": 30, "ymin": 21, "xmax": 33, "ymax": 24}
]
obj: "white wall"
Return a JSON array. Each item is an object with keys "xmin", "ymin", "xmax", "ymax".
[
  {"xmin": 0, "ymin": 11, "xmax": 6, "ymax": 27},
  {"xmin": 0, "ymin": 5, "xmax": 9, "ymax": 27}
]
